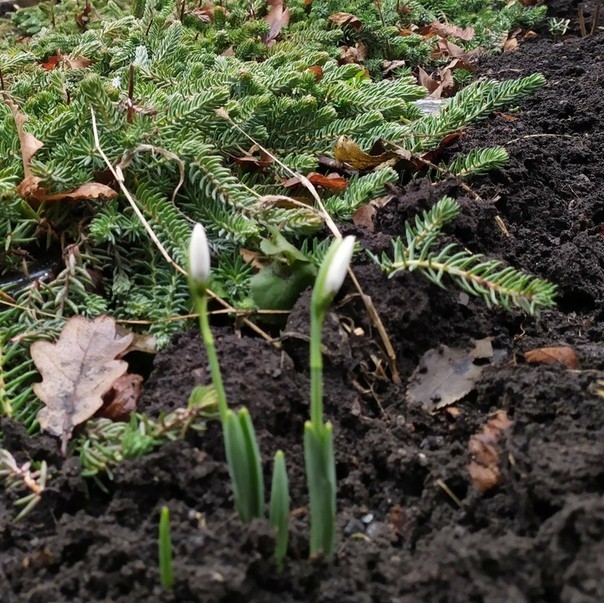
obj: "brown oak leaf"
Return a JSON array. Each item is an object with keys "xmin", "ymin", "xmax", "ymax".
[{"xmin": 31, "ymin": 315, "xmax": 133, "ymax": 454}]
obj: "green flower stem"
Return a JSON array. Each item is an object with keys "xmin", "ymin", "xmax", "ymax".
[
  {"xmin": 194, "ymin": 294, "xmax": 228, "ymax": 424},
  {"xmin": 309, "ymin": 306, "xmax": 325, "ymax": 430}
]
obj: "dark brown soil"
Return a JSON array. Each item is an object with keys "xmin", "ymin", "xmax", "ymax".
[{"xmin": 2, "ymin": 6, "xmax": 604, "ymax": 603}]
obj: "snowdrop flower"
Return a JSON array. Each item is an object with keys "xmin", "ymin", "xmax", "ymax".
[
  {"xmin": 188, "ymin": 223, "xmax": 211, "ymax": 289},
  {"xmin": 312, "ymin": 236, "xmax": 355, "ymax": 312}
]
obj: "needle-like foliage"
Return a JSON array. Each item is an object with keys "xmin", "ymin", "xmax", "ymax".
[{"xmin": 372, "ymin": 197, "xmax": 557, "ymax": 314}]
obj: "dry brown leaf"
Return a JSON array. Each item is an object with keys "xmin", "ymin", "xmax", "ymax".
[
  {"xmin": 31, "ymin": 315, "xmax": 133, "ymax": 453},
  {"xmin": 503, "ymin": 37, "xmax": 519, "ymax": 52},
  {"xmin": 41, "ymin": 52, "xmax": 92, "ymax": 70},
  {"xmin": 98, "ymin": 373, "xmax": 143, "ymax": 421},
  {"xmin": 333, "ymin": 135, "xmax": 398, "ymax": 170},
  {"xmin": 240, "ymin": 248, "xmax": 268, "ymax": 271},
  {"xmin": 346, "ymin": 191, "xmax": 393, "ymax": 233},
  {"xmin": 468, "ymin": 410, "xmax": 512, "ymax": 492},
  {"xmin": 352, "ymin": 204, "xmax": 377, "ymax": 231},
  {"xmin": 189, "ymin": 3, "xmax": 215, "ymax": 24},
  {"xmin": 307, "ymin": 172, "xmax": 348, "ymax": 192},
  {"xmin": 524, "ymin": 346, "xmax": 580, "ymax": 369},
  {"xmin": 417, "ymin": 66, "xmax": 439, "ymax": 94},
  {"xmin": 425, "ymin": 21, "xmax": 475, "ymax": 41},
  {"xmin": 340, "ymin": 42, "xmax": 368, "ymax": 64},
  {"xmin": 17, "ymin": 176, "xmax": 118, "ymax": 207},
  {"xmin": 407, "ymin": 339, "xmax": 495, "ymax": 411},
  {"xmin": 328, "ymin": 12, "xmax": 362, "ymax": 30},
  {"xmin": 3, "ymin": 98, "xmax": 43, "ymax": 180},
  {"xmin": 434, "ymin": 38, "xmax": 467, "ymax": 59},
  {"xmin": 264, "ymin": 0, "xmax": 290, "ymax": 45}
]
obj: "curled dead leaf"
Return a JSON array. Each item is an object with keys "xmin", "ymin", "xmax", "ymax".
[
  {"xmin": 264, "ymin": 0, "xmax": 290, "ymax": 45},
  {"xmin": 468, "ymin": 410, "xmax": 512, "ymax": 492},
  {"xmin": 333, "ymin": 136, "xmax": 398, "ymax": 170},
  {"xmin": 2, "ymin": 97, "xmax": 43, "ymax": 180},
  {"xmin": 340, "ymin": 42, "xmax": 368, "ymax": 64},
  {"xmin": 328, "ymin": 12, "xmax": 362, "ymax": 30},
  {"xmin": 352, "ymin": 204, "xmax": 376, "ymax": 231},
  {"xmin": 41, "ymin": 52, "xmax": 93, "ymax": 71},
  {"xmin": 31, "ymin": 315, "xmax": 133, "ymax": 453},
  {"xmin": 98, "ymin": 373, "xmax": 143, "ymax": 421},
  {"xmin": 524, "ymin": 346, "xmax": 579, "ymax": 369},
  {"xmin": 424, "ymin": 21, "xmax": 475, "ymax": 41},
  {"xmin": 17, "ymin": 176, "xmax": 118, "ymax": 208}
]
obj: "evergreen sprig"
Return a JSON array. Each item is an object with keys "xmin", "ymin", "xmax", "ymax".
[{"xmin": 372, "ymin": 197, "xmax": 557, "ymax": 314}]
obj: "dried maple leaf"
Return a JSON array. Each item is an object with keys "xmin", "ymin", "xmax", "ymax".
[
  {"xmin": 31, "ymin": 315, "xmax": 133, "ymax": 454},
  {"xmin": 468, "ymin": 410, "xmax": 512, "ymax": 492}
]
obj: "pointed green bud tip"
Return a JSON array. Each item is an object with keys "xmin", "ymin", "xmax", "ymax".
[
  {"xmin": 324, "ymin": 236, "xmax": 355, "ymax": 297},
  {"xmin": 189, "ymin": 223, "xmax": 211, "ymax": 287}
]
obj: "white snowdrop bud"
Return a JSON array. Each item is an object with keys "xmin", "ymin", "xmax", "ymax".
[
  {"xmin": 324, "ymin": 236, "xmax": 355, "ymax": 297},
  {"xmin": 312, "ymin": 236, "xmax": 355, "ymax": 312},
  {"xmin": 188, "ymin": 223, "xmax": 211, "ymax": 288}
]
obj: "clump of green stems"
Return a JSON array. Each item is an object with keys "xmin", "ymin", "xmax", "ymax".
[
  {"xmin": 188, "ymin": 224, "xmax": 354, "ymax": 563},
  {"xmin": 158, "ymin": 506, "xmax": 174, "ymax": 590}
]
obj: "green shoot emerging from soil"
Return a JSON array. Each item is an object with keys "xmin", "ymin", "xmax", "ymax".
[{"xmin": 158, "ymin": 505, "xmax": 174, "ymax": 590}]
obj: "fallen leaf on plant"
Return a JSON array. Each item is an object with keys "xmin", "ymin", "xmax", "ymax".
[
  {"xmin": 423, "ymin": 21, "xmax": 475, "ymax": 41},
  {"xmin": 189, "ymin": 3, "xmax": 215, "ymax": 23},
  {"xmin": 334, "ymin": 136, "xmax": 398, "ymax": 170},
  {"xmin": 328, "ymin": 12, "xmax": 362, "ymax": 30},
  {"xmin": 98, "ymin": 373, "xmax": 143, "ymax": 421},
  {"xmin": 3, "ymin": 98, "xmax": 43, "ymax": 179},
  {"xmin": 407, "ymin": 338, "xmax": 497, "ymax": 411},
  {"xmin": 307, "ymin": 172, "xmax": 348, "ymax": 192},
  {"xmin": 41, "ymin": 52, "xmax": 92, "ymax": 70},
  {"xmin": 264, "ymin": 0, "xmax": 290, "ymax": 45},
  {"xmin": 31, "ymin": 315, "xmax": 133, "ymax": 454},
  {"xmin": 340, "ymin": 42, "xmax": 368, "ymax": 64},
  {"xmin": 468, "ymin": 410, "xmax": 512, "ymax": 492},
  {"xmin": 17, "ymin": 177, "xmax": 118, "ymax": 207},
  {"xmin": 524, "ymin": 346, "xmax": 579, "ymax": 369}
]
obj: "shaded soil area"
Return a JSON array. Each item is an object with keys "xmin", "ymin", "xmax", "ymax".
[{"xmin": 2, "ymin": 8, "xmax": 604, "ymax": 603}]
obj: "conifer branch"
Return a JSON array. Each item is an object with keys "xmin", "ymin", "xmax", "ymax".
[{"xmin": 373, "ymin": 197, "xmax": 556, "ymax": 314}]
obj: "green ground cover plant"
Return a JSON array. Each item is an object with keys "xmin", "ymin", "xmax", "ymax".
[{"xmin": 0, "ymin": 0, "xmax": 556, "ymax": 548}]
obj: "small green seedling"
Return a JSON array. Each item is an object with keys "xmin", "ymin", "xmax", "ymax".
[
  {"xmin": 305, "ymin": 236, "xmax": 355, "ymax": 559},
  {"xmin": 269, "ymin": 450, "xmax": 290, "ymax": 569},
  {"xmin": 158, "ymin": 506, "xmax": 173, "ymax": 590},
  {"xmin": 188, "ymin": 224, "xmax": 264, "ymax": 522}
]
